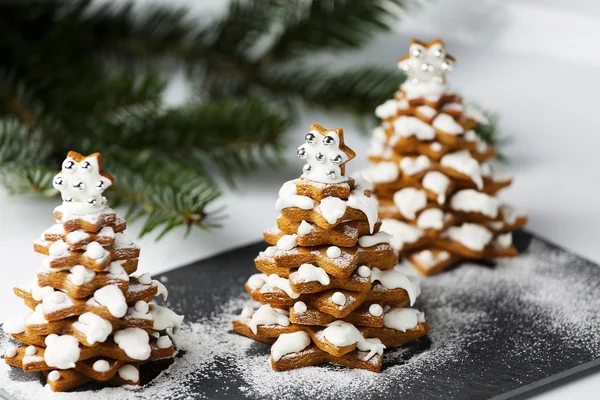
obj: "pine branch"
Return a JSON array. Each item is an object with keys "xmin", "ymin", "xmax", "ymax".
[
  {"xmin": 260, "ymin": 64, "xmax": 405, "ymax": 114},
  {"xmin": 265, "ymin": 0, "xmax": 408, "ymax": 61}
]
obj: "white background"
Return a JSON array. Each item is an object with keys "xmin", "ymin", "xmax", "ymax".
[{"xmin": 1, "ymin": 0, "xmax": 599, "ymax": 398}]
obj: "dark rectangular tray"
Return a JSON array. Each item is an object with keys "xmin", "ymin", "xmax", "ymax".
[{"xmin": 2, "ymin": 230, "xmax": 600, "ymax": 399}]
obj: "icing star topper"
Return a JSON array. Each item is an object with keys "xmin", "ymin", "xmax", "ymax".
[
  {"xmin": 297, "ymin": 124, "xmax": 356, "ymax": 184},
  {"xmin": 52, "ymin": 151, "xmax": 115, "ymax": 215},
  {"xmin": 397, "ymin": 38, "xmax": 455, "ymax": 97}
]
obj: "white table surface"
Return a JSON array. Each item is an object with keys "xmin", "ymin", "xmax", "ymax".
[{"xmin": 1, "ymin": 0, "xmax": 599, "ymax": 398}]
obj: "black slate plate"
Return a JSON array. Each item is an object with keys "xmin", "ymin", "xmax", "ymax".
[{"xmin": 2, "ymin": 230, "xmax": 600, "ymax": 400}]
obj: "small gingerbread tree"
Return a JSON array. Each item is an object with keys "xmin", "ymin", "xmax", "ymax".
[
  {"xmin": 364, "ymin": 39, "xmax": 527, "ymax": 275},
  {"xmin": 2, "ymin": 151, "xmax": 183, "ymax": 392},
  {"xmin": 233, "ymin": 124, "xmax": 428, "ymax": 372}
]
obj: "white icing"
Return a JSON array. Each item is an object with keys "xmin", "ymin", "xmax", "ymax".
[
  {"xmin": 293, "ymin": 301, "xmax": 307, "ymax": 313},
  {"xmin": 326, "ymin": 246, "xmax": 341, "ymax": 259},
  {"xmin": 296, "ymin": 264, "xmax": 330, "ymax": 285},
  {"xmin": 3, "ymin": 312, "xmax": 31, "ymax": 334},
  {"xmin": 496, "ymin": 233, "xmax": 513, "ymax": 248},
  {"xmin": 66, "ymin": 230, "xmax": 89, "ymax": 245},
  {"xmin": 263, "ymin": 246, "xmax": 277, "ymax": 257},
  {"xmin": 148, "ymin": 304, "xmax": 184, "ymax": 333},
  {"xmin": 380, "ymin": 219, "xmax": 423, "ymax": 251},
  {"xmin": 369, "ymin": 304, "xmax": 383, "ymax": 317},
  {"xmin": 114, "ymin": 328, "xmax": 151, "ymax": 360},
  {"xmin": 375, "ymin": 99, "xmax": 399, "ymax": 119},
  {"xmin": 135, "ymin": 301, "xmax": 149, "ymax": 314},
  {"xmin": 25, "ymin": 345, "xmax": 37, "ymax": 356},
  {"xmin": 248, "ymin": 304, "xmax": 290, "ymax": 335},
  {"xmin": 416, "ymin": 105, "xmax": 437, "ymax": 119},
  {"xmin": 399, "ymin": 155, "xmax": 431, "ymax": 176},
  {"xmin": 43, "ymin": 224, "xmax": 65, "ymax": 237},
  {"xmin": 392, "ymin": 116, "xmax": 435, "ymax": 141},
  {"xmin": 276, "ymin": 195, "xmax": 314, "ymax": 212},
  {"xmin": 118, "ymin": 364, "xmax": 139, "ymax": 383},
  {"xmin": 416, "ymin": 208, "xmax": 445, "ymax": 230},
  {"xmin": 432, "ymin": 113, "xmax": 464, "ymax": 135},
  {"xmin": 44, "ymin": 334, "xmax": 81, "ymax": 369},
  {"xmin": 413, "ymin": 250, "xmax": 450, "ymax": 269},
  {"xmin": 72, "ymin": 312, "xmax": 112, "ymax": 344},
  {"xmin": 93, "ymin": 360, "xmax": 110, "ymax": 373},
  {"xmin": 276, "ymin": 234, "xmax": 298, "ymax": 251},
  {"xmin": 502, "ymin": 205, "xmax": 523, "ymax": 225},
  {"xmin": 41, "ymin": 290, "xmax": 74, "ymax": 314},
  {"xmin": 26, "ymin": 305, "xmax": 48, "ymax": 325},
  {"xmin": 358, "ymin": 232, "xmax": 392, "ymax": 248},
  {"xmin": 398, "ymin": 41, "xmax": 453, "ymax": 98},
  {"xmin": 4, "ymin": 345, "xmax": 17, "ymax": 358},
  {"xmin": 68, "ymin": 265, "xmax": 96, "ymax": 286},
  {"xmin": 464, "ymin": 105, "xmax": 490, "ymax": 124},
  {"xmin": 241, "ymin": 306, "xmax": 254, "ymax": 318},
  {"xmin": 157, "ymin": 336, "xmax": 173, "ymax": 349},
  {"xmin": 347, "ymin": 184, "xmax": 379, "ymax": 234},
  {"xmin": 84, "ymin": 241, "xmax": 107, "ymax": 260},
  {"xmin": 422, "ymin": 171, "xmax": 451, "ymax": 205},
  {"xmin": 441, "ymin": 150, "xmax": 483, "ymax": 189},
  {"xmin": 319, "ymin": 197, "xmax": 346, "ymax": 224},
  {"xmin": 137, "ymin": 273, "xmax": 152, "ymax": 285},
  {"xmin": 442, "ymin": 102, "xmax": 463, "ymax": 112},
  {"xmin": 446, "ymin": 223, "xmax": 493, "ymax": 251},
  {"xmin": 266, "ymin": 275, "xmax": 299, "ymax": 299},
  {"xmin": 297, "ymin": 220, "xmax": 314, "ymax": 236},
  {"xmin": 93, "ymin": 285, "xmax": 127, "ymax": 318},
  {"xmin": 48, "ymin": 240, "xmax": 70, "ymax": 258},
  {"xmin": 247, "ymin": 273, "xmax": 267, "ymax": 290},
  {"xmin": 362, "ymin": 162, "xmax": 399, "ymax": 184},
  {"xmin": 357, "ymin": 266, "xmax": 371, "ymax": 278},
  {"xmin": 321, "ymin": 321, "xmax": 386, "ymax": 360},
  {"xmin": 31, "ymin": 284, "xmax": 55, "ymax": 301},
  {"xmin": 271, "ymin": 331, "xmax": 311, "ymax": 361},
  {"xmin": 298, "ymin": 130, "xmax": 350, "ymax": 183},
  {"xmin": 49, "ymin": 292, "xmax": 66, "ymax": 304},
  {"xmin": 47, "ymin": 370, "xmax": 61, "ymax": 382},
  {"xmin": 53, "ymin": 154, "xmax": 112, "ymax": 215},
  {"xmin": 153, "ymin": 279, "xmax": 169, "ymax": 301},
  {"xmin": 464, "ymin": 130, "xmax": 477, "ymax": 142},
  {"xmin": 383, "ymin": 308, "xmax": 425, "ymax": 331},
  {"xmin": 451, "ymin": 189, "xmax": 500, "ymax": 218},
  {"xmin": 430, "ymin": 142, "xmax": 443, "ymax": 152},
  {"xmin": 393, "ymin": 188, "xmax": 427, "ymax": 220},
  {"xmin": 331, "ymin": 292, "xmax": 346, "ymax": 306},
  {"xmin": 370, "ymin": 268, "xmax": 421, "ymax": 305}
]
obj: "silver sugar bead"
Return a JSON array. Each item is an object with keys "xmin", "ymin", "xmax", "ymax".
[
  {"xmin": 322, "ymin": 135, "xmax": 335, "ymax": 146},
  {"xmin": 432, "ymin": 76, "xmax": 443, "ymax": 84},
  {"xmin": 330, "ymin": 154, "xmax": 344, "ymax": 165},
  {"xmin": 63, "ymin": 160, "xmax": 76, "ymax": 171},
  {"xmin": 326, "ymin": 170, "xmax": 337, "ymax": 180},
  {"xmin": 80, "ymin": 161, "xmax": 92, "ymax": 170},
  {"xmin": 87, "ymin": 198, "xmax": 98, "ymax": 206},
  {"xmin": 401, "ymin": 63, "xmax": 410, "ymax": 72},
  {"xmin": 297, "ymin": 147, "xmax": 307, "ymax": 159},
  {"xmin": 96, "ymin": 180, "xmax": 105, "ymax": 189},
  {"xmin": 73, "ymin": 181, "xmax": 85, "ymax": 191},
  {"xmin": 315, "ymin": 152, "xmax": 325, "ymax": 162},
  {"xmin": 410, "ymin": 78, "xmax": 420, "ymax": 85},
  {"xmin": 53, "ymin": 176, "xmax": 64, "ymax": 187},
  {"xmin": 303, "ymin": 164, "xmax": 312, "ymax": 174},
  {"xmin": 441, "ymin": 62, "xmax": 451, "ymax": 71},
  {"xmin": 411, "ymin": 48, "xmax": 421, "ymax": 57},
  {"xmin": 64, "ymin": 196, "xmax": 73, "ymax": 202},
  {"xmin": 434, "ymin": 49, "xmax": 444, "ymax": 58},
  {"xmin": 305, "ymin": 132, "xmax": 316, "ymax": 145}
]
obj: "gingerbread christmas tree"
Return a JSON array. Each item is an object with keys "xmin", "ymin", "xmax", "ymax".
[
  {"xmin": 2, "ymin": 151, "xmax": 183, "ymax": 392},
  {"xmin": 233, "ymin": 124, "xmax": 428, "ymax": 372},
  {"xmin": 364, "ymin": 39, "xmax": 528, "ymax": 276}
]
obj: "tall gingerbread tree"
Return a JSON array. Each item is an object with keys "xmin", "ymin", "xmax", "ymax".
[
  {"xmin": 233, "ymin": 124, "xmax": 428, "ymax": 372},
  {"xmin": 364, "ymin": 39, "xmax": 527, "ymax": 275},
  {"xmin": 2, "ymin": 151, "xmax": 183, "ymax": 392}
]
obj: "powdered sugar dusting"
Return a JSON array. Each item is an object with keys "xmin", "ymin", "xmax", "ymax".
[{"xmin": 1, "ymin": 236, "xmax": 600, "ymax": 399}]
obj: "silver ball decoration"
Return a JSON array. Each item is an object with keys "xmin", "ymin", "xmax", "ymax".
[
  {"xmin": 315, "ymin": 152, "xmax": 325, "ymax": 162},
  {"xmin": 63, "ymin": 160, "xmax": 76, "ymax": 171},
  {"xmin": 80, "ymin": 161, "xmax": 92, "ymax": 170},
  {"xmin": 432, "ymin": 76, "xmax": 443, "ymax": 84},
  {"xmin": 433, "ymin": 49, "xmax": 444, "ymax": 58},
  {"xmin": 64, "ymin": 196, "xmax": 73, "ymax": 202},
  {"xmin": 420, "ymin": 63, "xmax": 434, "ymax": 72},
  {"xmin": 73, "ymin": 181, "xmax": 85, "ymax": 191},
  {"xmin": 322, "ymin": 135, "xmax": 335, "ymax": 146},
  {"xmin": 87, "ymin": 198, "xmax": 98, "ymax": 206},
  {"xmin": 53, "ymin": 176, "xmax": 64, "ymax": 187},
  {"xmin": 326, "ymin": 170, "xmax": 337, "ymax": 180},
  {"xmin": 401, "ymin": 63, "xmax": 410, "ymax": 72},
  {"xmin": 441, "ymin": 62, "xmax": 450, "ymax": 71},
  {"xmin": 96, "ymin": 180, "xmax": 105, "ymax": 190},
  {"xmin": 297, "ymin": 147, "xmax": 307, "ymax": 159},
  {"xmin": 410, "ymin": 78, "xmax": 420, "ymax": 85},
  {"xmin": 330, "ymin": 154, "xmax": 344, "ymax": 165},
  {"xmin": 410, "ymin": 48, "xmax": 421, "ymax": 57},
  {"xmin": 303, "ymin": 164, "xmax": 312, "ymax": 174},
  {"xmin": 305, "ymin": 132, "xmax": 316, "ymax": 145}
]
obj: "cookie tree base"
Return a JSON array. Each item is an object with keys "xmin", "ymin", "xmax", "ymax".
[{"xmin": 2, "ymin": 231, "xmax": 600, "ymax": 399}]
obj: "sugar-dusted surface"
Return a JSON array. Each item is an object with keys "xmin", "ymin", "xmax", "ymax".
[{"xmin": 2, "ymin": 232, "xmax": 600, "ymax": 399}]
